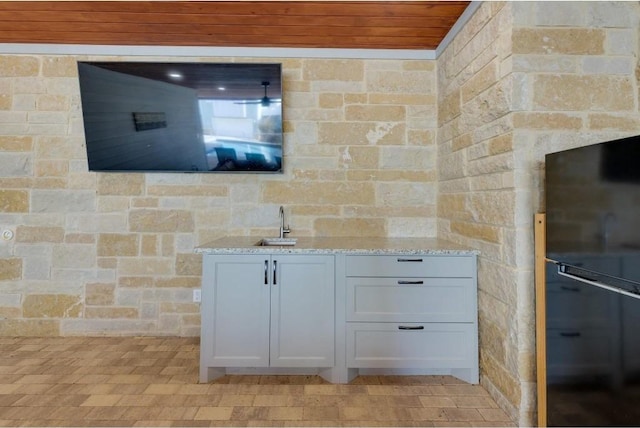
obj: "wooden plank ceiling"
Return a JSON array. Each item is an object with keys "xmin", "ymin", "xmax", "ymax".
[{"xmin": 0, "ymin": 1, "xmax": 470, "ymax": 50}]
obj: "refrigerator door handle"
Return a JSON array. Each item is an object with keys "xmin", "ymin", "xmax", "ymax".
[{"xmin": 557, "ymin": 266, "xmax": 640, "ymax": 300}]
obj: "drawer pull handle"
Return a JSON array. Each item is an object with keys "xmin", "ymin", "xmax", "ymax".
[
  {"xmin": 397, "ymin": 258, "xmax": 423, "ymax": 263},
  {"xmin": 560, "ymin": 332, "xmax": 581, "ymax": 338},
  {"xmin": 560, "ymin": 286, "xmax": 580, "ymax": 292},
  {"xmin": 398, "ymin": 280, "xmax": 424, "ymax": 285},
  {"xmin": 264, "ymin": 260, "xmax": 269, "ymax": 285},
  {"xmin": 398, "ymin": 326, "xmax": 425, "ymax": 330}
]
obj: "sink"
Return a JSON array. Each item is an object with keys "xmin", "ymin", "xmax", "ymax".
[{"xmin": 257, "ymin": 238, "xmax": 298, "ymax": 246}]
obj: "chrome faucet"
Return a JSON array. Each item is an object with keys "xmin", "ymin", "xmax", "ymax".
[{"xmin": 279, "ymin": 205, "xmax": 291, "ymax": 239}]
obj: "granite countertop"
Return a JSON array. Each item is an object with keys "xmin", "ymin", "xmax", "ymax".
[{"xmin": 195, "ymin": 236, "xmax": 479, "ymax": 255}]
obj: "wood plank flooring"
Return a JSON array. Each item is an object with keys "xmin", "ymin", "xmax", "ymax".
[{"xmin": 0, "ymin": 337, "xmax": 514, "ymax": 427}]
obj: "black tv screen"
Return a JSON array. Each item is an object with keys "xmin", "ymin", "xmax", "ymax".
[
  {"xmin": 77, "ymin": 61, "xmax": 283, "ymax": 173},
  {"xmin": 601, "ymin": 135, "xmax": 640, "ymax": 183},
  {"xmin": 545, "ymin": 135, "xmax": 640, "ymax": 287}
]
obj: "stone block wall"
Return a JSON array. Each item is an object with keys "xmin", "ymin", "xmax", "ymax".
[
  {"xmin": 438, "ymin": 1, "xmax": 640, "ymax": 425},
  {"xmin": 0, "ymin": 55, "xmax": 437, "ymax": 336},
  {"xmin": 437, "ymin": 1, "xmax": 521, "ymax": 422}
]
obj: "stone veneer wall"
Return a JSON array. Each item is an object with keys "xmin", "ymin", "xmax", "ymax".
[
  {"xmin": 2, "ymin": 2, "xmax": 639, "ymax": 424},
  {"xmin": 0, "ymin": 56, "xmax": 437, "ymax": 336},
  {"xmin": 437, "ymin": 1, "xmax": 640, "ymax": 425}
]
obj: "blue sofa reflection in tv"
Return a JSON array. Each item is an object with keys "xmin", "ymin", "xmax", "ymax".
[{"xmin": 206, "ymin": 137, "xmax": 281, "ymax": 172}]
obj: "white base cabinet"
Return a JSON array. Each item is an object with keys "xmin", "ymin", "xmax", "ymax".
[
  {"xmin": 200, "ymin": 254, "xmax": 335, "ymax": 382},
  {"xmin": 342, "ymin": 254, "xmax": 479, "ymax": 384},
  {"xmin": 199, "ymin": 249, "xmax": 479, "ymax": 385}
]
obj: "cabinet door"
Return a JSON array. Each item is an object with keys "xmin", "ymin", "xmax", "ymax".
[
  {"xmin": 270, "ymin": 255, "xmax": 335, "ymax": 367},
  {"xmin": 208, "ymin": 255, "xmax": 270, "ymax": 367}
]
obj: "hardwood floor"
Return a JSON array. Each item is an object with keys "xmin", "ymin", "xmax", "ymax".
[{"xmin": 0, "ymin": 337, "xmax": 513, "ymax": 427}]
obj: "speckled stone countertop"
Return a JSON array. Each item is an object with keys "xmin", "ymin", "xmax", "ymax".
[{"xmin": 195, "ymin": 236, "xmax": 479, "ymax": 255}]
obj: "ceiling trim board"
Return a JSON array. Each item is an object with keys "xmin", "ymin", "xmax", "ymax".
[{"xmin": 0, "ymin": 43, "xmax": 436, "ymax": 60}]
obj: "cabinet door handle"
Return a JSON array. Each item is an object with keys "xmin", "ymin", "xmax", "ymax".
[
  {"xmin": 398, "ymin": 326, "xmax": 425, "ymax": 330},
  {"xmin": 264, "ymin": 260, "xmax": 269, "ymax": 285},
  {"xmin": 273, "ymin": 260, "xmax": 277, "ymax": 285},
  {"xmin": 560, "ymin": 286, "xmax": 580, "ymax": 292},
  {"xmin": 398, "ymin": 280, "xmax": 424, "ymax": 285},
  {"xmin": 397, "ymin": 258, "xmax": 423, "ymax": 263},
  {"xmin": 560, "ymin": 332, "xmax": 581, "ymax": 338}
]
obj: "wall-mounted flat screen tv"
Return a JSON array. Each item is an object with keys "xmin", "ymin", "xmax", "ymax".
[{"xmin": 77, "ymin": 61, "xmax": 283, "ymax": 173}]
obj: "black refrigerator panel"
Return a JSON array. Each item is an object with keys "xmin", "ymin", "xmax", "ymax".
[
  {"xmin": 546, "ymin": 258, "xmax": 640, "ymax": 427},
  {"xmin": 545, "ymin": 136, "xmax": 640, "ymax": 426}
]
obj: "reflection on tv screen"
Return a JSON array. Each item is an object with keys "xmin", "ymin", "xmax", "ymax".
[{"xmin": 77, "ymin": 61, "xmax": 283, "ymax": 173}]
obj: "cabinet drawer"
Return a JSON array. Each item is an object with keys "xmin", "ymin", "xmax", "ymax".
[
  {"xmin": 346, "ymin": 277, "xmax": 475, "ymax": 322},
  {"xmin": 345, "ymin": 255, "xmax": 474, "ymax": 278},
  {"xmin": 346, "ymin": 322, "xmax": 476, "ymax": 369}
]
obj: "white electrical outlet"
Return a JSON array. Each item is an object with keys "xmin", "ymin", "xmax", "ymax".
[
  {"xmin": 1, "ymin": 229, "xmax": 14, "ymax": 241},
  {"xmin": 193, "ymin": 289, "xmax": 201, "ymax": 303}
]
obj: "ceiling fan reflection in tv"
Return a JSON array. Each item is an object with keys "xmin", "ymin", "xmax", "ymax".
[{"xmin": 235, "ymin": 81, "xmax": 281, "ymax": 107}]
